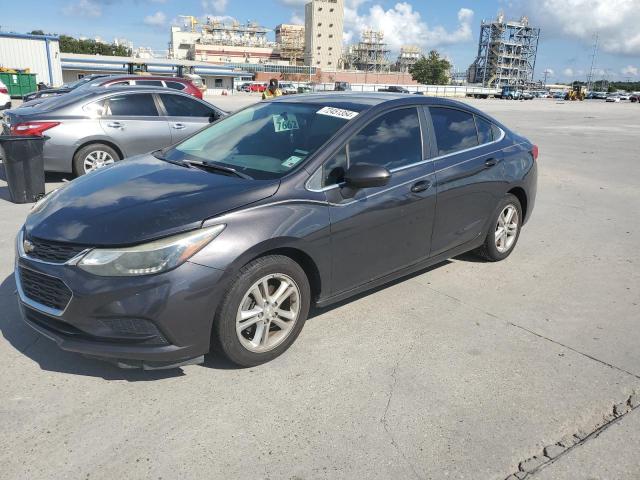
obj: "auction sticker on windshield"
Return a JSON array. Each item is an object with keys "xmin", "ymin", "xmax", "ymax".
[
  {"xmin": 317, "ymin": 106, "xmax": 359, "ymax": 120},
  {"xmin": 273, "ymin": 114, "xmax": 299, "ymax": 132}
]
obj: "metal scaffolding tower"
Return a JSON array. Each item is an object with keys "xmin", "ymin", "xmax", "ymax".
[
  {"xmin": 343, "ymin": 30, "xmax": 390, "ymax": 72},
  {"xmin": 468, "ymin": 13, "xmax": 540, "ymax": 87},
  {"xmin": 396, "ymin": 46, "xmax": 421, "ymax": 73}
]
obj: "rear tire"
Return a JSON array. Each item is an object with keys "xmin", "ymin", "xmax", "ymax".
[
  {"xmin": 73, "ymin": 143, "xmax": 120, "ymax": 176},
  {"xmin": 212, "ymin": 255, "xmax": 311, "ymax": 367},
  {"xmin": 474, "ymin": 194, "xmax": 523, "ymax": 262}
]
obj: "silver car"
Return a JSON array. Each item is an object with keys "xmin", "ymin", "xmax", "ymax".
[{"xmin": 1, "ymin": 87, "xmax": 226, "ymax": 175}]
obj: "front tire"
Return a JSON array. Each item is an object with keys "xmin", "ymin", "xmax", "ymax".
[
  {"xmin": 212, "ymin": 255, "xmax": 311, "ymax": 367},
  {"xmin": 73, "ymin": 143, "xmax": 120, "ymax": 176},
  {"xmin": 475, "ymin": 194, "xmax": 523, "ymax": 262}
]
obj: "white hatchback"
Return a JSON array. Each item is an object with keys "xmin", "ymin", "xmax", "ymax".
[{"xmin": 0, "ymin": 79, "xmax": 11, "ymax": 110}]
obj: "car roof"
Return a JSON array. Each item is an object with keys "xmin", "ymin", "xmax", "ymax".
[
  {"xmin": 99, "ymin": 75, "xmax": 189, "ymax": 83},
  {"xmin": 270, "ymin": 92, "xmax": 489, "ymax": 115}
]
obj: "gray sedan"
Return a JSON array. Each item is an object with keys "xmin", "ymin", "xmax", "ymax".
[{"xmin": 1, "ymin": 87, "xmax": 226, "ymax": 175}]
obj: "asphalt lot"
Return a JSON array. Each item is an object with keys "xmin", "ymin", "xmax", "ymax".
[{"xmin": 1, "ymin": 97, "xmax": 639, "ymax": 480}]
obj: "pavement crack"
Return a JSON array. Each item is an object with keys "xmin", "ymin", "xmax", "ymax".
[
  {"xmin": 504, "ymin": 391, "xmax": 640, "ymax": 479},
  {"xmin": 417, "ymin": 282, "xmax": 640, "ymax": 380},
  {"xmin": 507, "ymin": 322, "xmax": 640, "ymax": 380},
  {"xmin": 380, "ymin": 342, "xmax": 424, "ymax": 480}
]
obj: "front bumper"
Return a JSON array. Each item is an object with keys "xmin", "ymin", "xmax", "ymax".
[{"xmin": 15, "ymin": 254, "xmax": 227, "ymax": 368}]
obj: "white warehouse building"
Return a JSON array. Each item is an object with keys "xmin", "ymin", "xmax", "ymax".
[{"xmin": 0, "ymin": 32, "xmax": 63, "ymax": 85}]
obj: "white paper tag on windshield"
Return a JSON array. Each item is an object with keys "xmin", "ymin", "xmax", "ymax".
[
  {"xmin": 317, "ymin": 106, "xmax": 359, "ymax": 120},
  {"xmin": 282, "ymin": 155, "xmax": 303, "ymax": 168},
  {"xmin": 273, "ymin": 114, "xmax": 299, "ymax": 132}
]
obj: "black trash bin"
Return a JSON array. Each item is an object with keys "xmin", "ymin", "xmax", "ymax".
[{"xmin": 0, "ymin": 136, "xmax": 47, "ymax": 203}]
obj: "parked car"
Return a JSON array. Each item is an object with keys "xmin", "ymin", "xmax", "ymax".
[
  {"xmin": 552, "ymin": 92, "xmax": 565, "ymax": 99},
  {"xmin": 0, "ymin": 79, "xmax": 11, "ymax": 110},
  {"xmin": 606, "ymin": 95, "xmax": 621, "ymax": 102},
  {"xmin": 279, "ymin": 82, "xmax": 298, "ymax": 95},
  {"xmin": 22, "ymin": 74, "xmax": 112, "ymax": 102},
  {"xmin": 334, "ymin": 81, "xmax": 351, "ymax": 91},
  {"xmin": 630, "ymin": 94, "xmax": 639, "ymax": 103},
  {"xmin": 238, "ymin": 82, "xmax": 252, "ymax": 92},
  {"xmin": 618, "ymin": 93, "xmax": 630, "ymax": 100},
  {"xmin": 378, "ymin": 86, "xmax": 410, "ymax": 93},
  {"xmin": 2, "ymin": 87, "xmax": 226, "ymax": 175},
  {"xmin": 297, "ymin": 86, "xmax": 312, "ymax": 94},
  {"xmin": 183, "ymin": 73, "xmax": 207, "ymax": 95},
  {"xmin": 84, "ymin": 75, "xmax": 205, "ymax": 99},
  {"xmin": 14, "ymin": 93, "xmax": 537, "ymax": 368},
  {"xmin": 249, "ymin": 83, "xmax": 267, "ymax": 93}
]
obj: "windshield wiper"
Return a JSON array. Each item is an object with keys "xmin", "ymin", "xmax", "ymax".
[
  {"xmin": 152, "ymin": 150, "xmax": 191, "ymax": 168},
  {"xmin": 185, "ymin": 160, "xmax": 253, "ymax": 179}
]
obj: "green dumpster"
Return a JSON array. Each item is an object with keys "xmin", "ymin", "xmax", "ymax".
[{"xmin": 0, "ymin": 72, "xmax": 37, "ymax": 98}]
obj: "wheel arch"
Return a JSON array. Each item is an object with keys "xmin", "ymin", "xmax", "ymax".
[
  {"xmin": 507, "ymin": 186, "xmax": 528, "ymax": 221},
  {"xmin": 73, "ymin": 139, "xmax": 124, "ymax": 163},
  {"xmin": 239, "ymin": 246, "xmax": 323, "ymax": 304}
]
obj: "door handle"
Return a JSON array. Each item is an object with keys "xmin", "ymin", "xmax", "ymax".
[
  {"xmin": 106, "ymin": 121, "xmax": 124, "ymax": 129},
  {"xmin": 172, "ymin": 123, "xmax": 186, "ymax": 130},
  {"xmin": 484, "ymin": 158, "xmax": 498, "ymax": 168},
  {"xmin": 410, "ymin": 180, "xmax": 432, "ymax": 193}
]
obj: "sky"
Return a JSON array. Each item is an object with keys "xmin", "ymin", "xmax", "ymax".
[{"xmin": 1, "ymin": 0, "xmax": 638, "ymax": 83}]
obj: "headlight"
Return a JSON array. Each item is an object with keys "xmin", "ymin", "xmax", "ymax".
[{"xmin": 77, "ymin": 225, "xmax": 225, "ymax": 276}]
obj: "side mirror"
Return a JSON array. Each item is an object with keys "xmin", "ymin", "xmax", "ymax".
[
  {"xmin": 209, "ymin": 112, "xmax": 219, "ymax": 123},
  {"xmin": 344, "ymin": 163, "xmax": 391, "ymax": 189}
]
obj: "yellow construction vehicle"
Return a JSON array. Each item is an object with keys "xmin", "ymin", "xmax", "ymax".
[{"xmin": 565, "ymin": 84, "xmax": 586, "ymax": 101}]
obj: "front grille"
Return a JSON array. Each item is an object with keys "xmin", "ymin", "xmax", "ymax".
[
  {"xmin": 25, "ymin": 236, "xmax": 87, "ymax": 263},
  {"xmin": 19, "ymin": 266, "xmax": 72, "ymax": 311}
]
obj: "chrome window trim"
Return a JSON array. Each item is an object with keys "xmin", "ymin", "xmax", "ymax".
[
  {"xmin": 306, "ymin": 126, "xmax": 508, "ymax": 193},
  {"xmin": 17, "ymin": 229, "xmax": 90, "ymax": 266}
]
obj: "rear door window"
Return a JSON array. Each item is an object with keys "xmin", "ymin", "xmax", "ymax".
[
  {"xmin": 106, "ymin": 93, "xmax": 159, "ymax": 116},
  {"xmin": 159, "ymin": 93, "xmax": 215, "ymax": 118},
  {"xmin": 475, "ymin": 116, "xmax": 494, "ymax": 144},
  {"xmin": 430, "ymin": 107, "xmax": 479, "ymax": 156},
  {"xmin": 165, "ymin": 81, "xmax": 186, "ymax": 90},
  {"xmin": 135, "ymin": 80, "xmax": 164, "ymax": 87}
]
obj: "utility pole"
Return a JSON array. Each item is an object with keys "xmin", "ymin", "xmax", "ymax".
[
  {"xmin": 586, "ymin": 33, "xmax": 599, "ymax": 91},
  {"xmin": 543, "ymin": 69, "xmax": 551, "ymax": 88}
]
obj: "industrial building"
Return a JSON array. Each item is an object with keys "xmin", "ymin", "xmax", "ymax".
[
  {"xmin": 342, "ymin": 30, "xmax": 391, "ymax": 72},
  {"xmin": 275, "ymin": 24, "xmax": 305, "ymax": 66},
  {"xmin": 396, "ymin": 46, "xmax": 421, "ymax": 73},
  {"xmin": 468, "ymin": 13, "xmax": 540, "ymax": 87},
  {"xmin": 0, "ymin": 32, "xmax": 63, "ymax": 86},
  {"xmin": 170, "ymin": 17, "xmax": 281, "ymax": 64},
  {"xmin": 304, "ymin": 0, "xmax": 344, "ymax": 70}
]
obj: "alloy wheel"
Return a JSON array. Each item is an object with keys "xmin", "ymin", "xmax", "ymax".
[
  {"xmin": 83, "ymin": 150, "xmax": 115, "ymax": 173},
  {"xmin": 495, "ymin": 204, "xmax": 519, "ymax": 253},
  {"xmin": 236, "ymin": 273, "xmax": 301, "ymax": 353}
]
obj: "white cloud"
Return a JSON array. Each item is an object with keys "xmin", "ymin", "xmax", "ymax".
[
  {"xmin": 621, "ymin": 65, "xmax": 638, "ymax": 76},
  {"xmin": 201, "ymin": 0, "xmax": 227, "ymax": 14},
  {"xmin": 521, "ymin": 0, "xmax": 640, "ymax": 56},
  {"xmin": 563, "ymin": 68, "xmax": 574, "ymax": 77},
  {"xmin": 63, "ymin": 0, "xmax": 102, "ymax": 17},
  {"xmin": 144, "ymin": 11, "xmax": 167, "ymax": 27},
  {"xmin": 290, "ymin": 12, "xmax": 304, "ymax": 25},
  {"xmin": 543, "ymin": 68, "xmax": 554, "ymax": 76},
  {"xmin": 344, "ymin": 2, "xmax": 474, "ymax": 52}
]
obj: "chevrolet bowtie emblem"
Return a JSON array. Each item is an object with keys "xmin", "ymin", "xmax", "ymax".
[{"xmin": 23, "ymin": 239, "xmax": 35, "ymax": 254}]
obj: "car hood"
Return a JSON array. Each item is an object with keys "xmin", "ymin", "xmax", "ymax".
[{"xmin": 25, "ymin": 154, "xmax": 280, "ymax": 246}]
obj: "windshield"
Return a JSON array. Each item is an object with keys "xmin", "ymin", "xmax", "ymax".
[{"xmin": 162, "ymin": 102, "xmax": 361, "ymax": 180}]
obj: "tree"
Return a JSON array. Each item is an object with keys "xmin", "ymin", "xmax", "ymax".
[
  {"xmin": 58, "ymin": 35, "xmax": 132, "ymax": 56},
  {"xmin": 29, "ymin": 30, "xmax": 46, "ymax": 36},
  {"xmin": 409, "ymin": 50, "xmax": 451, "ymax": 85}
]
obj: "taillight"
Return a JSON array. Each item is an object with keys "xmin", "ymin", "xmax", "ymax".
[
  {"xmin": 10, "ymin": 121, "xmax": 60, "ymax": 136},
  {"xmin": 531, "ymin": 144, "xmax": 539, "ymax": 161},
  {"xmin": 0, "ymin": 87, "xmax": 8, "ymax": 94}
]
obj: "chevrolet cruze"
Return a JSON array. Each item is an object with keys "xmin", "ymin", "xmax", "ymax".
[{"xmin": 15, "ymin": 93, "xmax": 537, "ymax": 368}]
